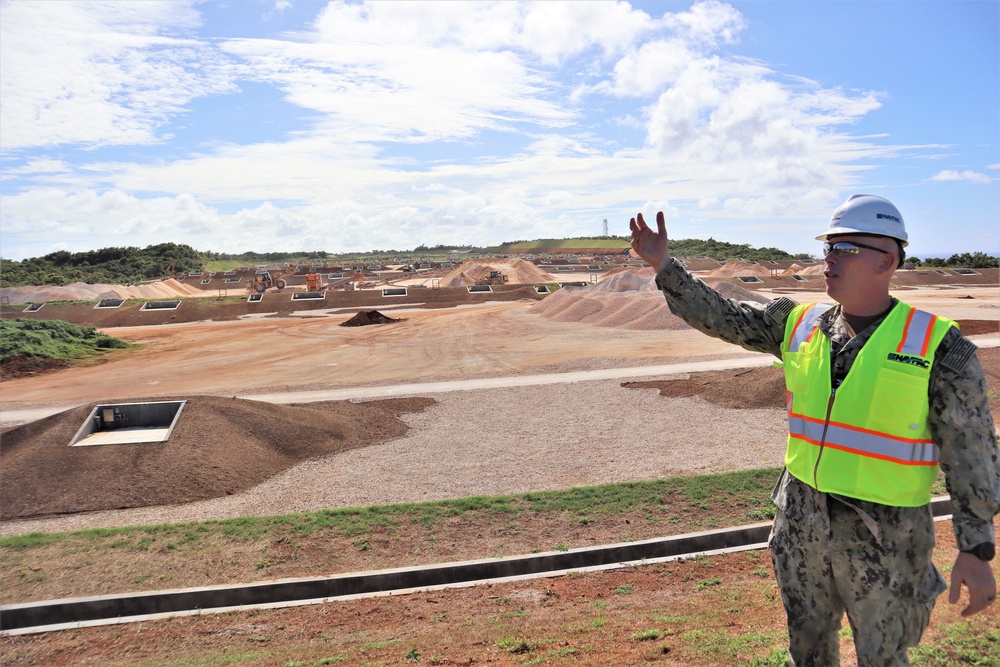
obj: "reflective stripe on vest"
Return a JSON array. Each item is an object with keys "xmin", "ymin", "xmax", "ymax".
[
  {"xmin": 897, "ymin": 308, "xmax": 938, "ymax": 356},
  {"xmin": 787, "ymin": 302, "xmax": 834, "ymax": 353},
  {"xmin": 787, "ymin": 414, "xmax": 939, "ymax": 466}
]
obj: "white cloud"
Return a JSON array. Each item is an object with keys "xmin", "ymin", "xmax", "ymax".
[
  {"xmin": 1, "ymin": 159, "xmax": 71, "ymax": 177},
  {"xmin": 0, "ymin": 0, "xmax": 235, "ymax": 150},
  {"xmin": 222, "ymin": 7, "xmax": 582, "ymax": 145},
  {"xmin": 931, "ymin": 170, "xmax": 992, "ymax": 185},
  {"xmin": 4, "ymin": 1, "xmax": 989, "ymax": 261},
  {"xmin": 661, "ymin": 0, "xmax": 746, "ymax": 47}
]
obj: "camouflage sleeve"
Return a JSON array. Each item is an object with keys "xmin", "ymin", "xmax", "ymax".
[
  {"xmin": 654, "ymin": 258, "xmax": 790, "ymax": 358},
  {"xmin": 930, "ymin": 328, "xmax": 1000, "ymax": 549}
]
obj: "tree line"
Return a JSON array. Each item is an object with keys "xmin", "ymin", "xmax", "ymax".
[
  {"xmin": 0, "ymin": 245, "xmax": 330, "ymax": 288},
  {"xmin": 1, "ymin": 243, "xmax": 202, "ymax": 287},
  {"xmin": 906, "ymin": 252, "xmax": 999, "ymax": 269}
]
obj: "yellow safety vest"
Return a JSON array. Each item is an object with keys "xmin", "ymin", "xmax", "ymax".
[{"xmin": 780, "ymin": 301, "xmax": 956, "ymax": 506}]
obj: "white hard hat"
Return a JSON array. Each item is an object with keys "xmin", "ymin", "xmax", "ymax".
[{"xmin": 817, "ymin": 194, "xmax": 908, "ymax": 247}]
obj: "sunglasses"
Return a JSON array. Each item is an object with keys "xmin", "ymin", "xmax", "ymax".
[{"xmin": 823, "ymin": 240, "xmax": 891, "ymax": 257}]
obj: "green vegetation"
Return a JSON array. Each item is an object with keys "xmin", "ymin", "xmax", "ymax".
[
  {"xmin": 739, "ymin": 647, "xmax": 792, "ymax": 666},
  {"xmin": 502, "ymin": 237, "xmax": 631, "ymax": 252},
  {"xmin": 0, "ymin": 317, "xmax": 128, "ymax": 363},
  {"xmin": 910, "ymin": 622, "xmax": 1000, "ymax": 666},
  {"xmin": 681, "ymin": 629, "xmax": 781, "ymax": 663},
  {"xmin": 1, "ymin": 243, "xmax": 203, "ymax": 287},
  {"xmin": 496, "ymin": 637, "xmax": 533, "ymax": 654},
  {"xmin": 503, "ymin": 235, "xmax": 808, "ymax": 262},
  {"xmin": 660, "ymin": 238, "xmax": 805, "ymax": 263},
  {"xmin": 0, "ymin": 470, "xmax": 780, "ymax": 555},
  {"xmin": 909, "ymin": 252, "xmax": 999, "ymax": 269}
]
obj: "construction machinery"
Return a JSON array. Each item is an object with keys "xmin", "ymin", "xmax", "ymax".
[
  {"xmin": 476, "ymin": 270, "xmax": 509, "ymax": 286},
  {"xmin": 304, "ymin": 273, "xmax": 324, "ymax": 291},
  {"xmin": 246, "ymin": 271, "xmax": 287, "ymax": 293}
]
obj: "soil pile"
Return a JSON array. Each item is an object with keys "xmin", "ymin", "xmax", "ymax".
[
  {"xmin": 528, "ymin": 270, "xmax": 770, "ymax": 330},
  {"xmin": 0, "ymin": 355, "xmax": 70, "ymax": 380},
  {"xmin": 0, "ymin": 395, "xmax": 434, "ymax": 520},
  {"xmin": 795, "ymin": 263, "xmax": 827, "ymax": 276},
  {"xmin": 625, "ymin": 365, "xmax": 787, "ymax": 409},
  {"xmin": 439, "ymin": 259, "xmax": 553, "ymax": 286},
  {"xmin": 705, "ymin": 261, "xmax": 773, "ymax": 278},
  {"xmin": 0, "ymin": 279, "xmax": 206, "ymax": 305},
  {"xmin": 339, "ymin": 310, "xmax": 402, "ymax": 327}
]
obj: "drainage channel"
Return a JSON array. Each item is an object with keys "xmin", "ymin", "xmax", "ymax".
[{"xmin": 1, "ymin": 498, "xmax": 952, "ymax": 635}]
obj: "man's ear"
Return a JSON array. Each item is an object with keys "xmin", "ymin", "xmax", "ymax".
[{"xmin": 877, "ymin": 252, "xmax": 897, "ymax": 274}]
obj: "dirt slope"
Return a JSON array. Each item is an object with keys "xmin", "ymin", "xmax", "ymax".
[
  {"xmin": 0, "ymin": 279, "xmax": 206, "ymax": 304},
  {"xmin": 0, "ymin": 396, "xmax": 433, "ymax": 520}
]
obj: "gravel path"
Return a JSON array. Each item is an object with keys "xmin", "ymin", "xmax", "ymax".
[{"xmin": 0, "ymin": 378, "xmax": 788, "ymax": 537}]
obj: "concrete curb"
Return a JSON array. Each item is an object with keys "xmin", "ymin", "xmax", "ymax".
[{"xmin": 1, "ymin": 497, "xmax": 952, "ymax": 634}]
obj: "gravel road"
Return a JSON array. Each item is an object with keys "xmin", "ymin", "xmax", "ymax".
[{"xmin": 0, "ymin": 374, "xmax": 789, "ymax": 537}]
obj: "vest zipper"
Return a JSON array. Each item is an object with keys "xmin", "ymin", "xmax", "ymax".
[{"xmin": 812, "ymin": 387, "xmax": 837, "ymax": 489}]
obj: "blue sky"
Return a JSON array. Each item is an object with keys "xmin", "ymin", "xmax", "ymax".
[{"xmin": 1, "ymin": 0, "xmax": 997, "ymax": 261}]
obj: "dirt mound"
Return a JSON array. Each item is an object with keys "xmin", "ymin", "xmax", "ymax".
[
  {"xmin": 957, "ymin": 320, "xmax": 1000, "ymax": 335},
  {"xmin": 795, "ymin": 263, "xmax": 826, "ymax": 276},
  {"xmin": 712, "ymin": 281, "xmax": 772, "ymax": 304},
  {"xmin": 0, "ymin": 278, "xmax": 206, "ymax": 305},
  {"xmin": 705, "ymin": 261, "xmax": 772, "ymax": 278},
  {"xmin": 624, "ymin": 365, "xmax": 787, "ymax": 409},
  {"xmin": 339, "ymin": 310, "xmax": 402, "ymax": 327},
  {"xmin": 589, "ymin": 269, "xmax": 657, "ymax": 292},
  {"xmin": 0, "ymin": 395, "xmax": 434, "ymax": 520},
  {"xmin": 528, "ymin": 270, "xmax": 771, "ymax": 330},
  {"xmin": 439, "ymin": 259, "xmax": 553, "ymax": 286}
]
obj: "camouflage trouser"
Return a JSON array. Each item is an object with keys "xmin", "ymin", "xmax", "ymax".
[{"xmin": 769, "ymin": 477, "xmax": 947, "ymax": 666}]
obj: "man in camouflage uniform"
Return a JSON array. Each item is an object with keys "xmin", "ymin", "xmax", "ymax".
[{"xmin": 629, "ymin": 197, "xmax": 998, "ymax": 666}]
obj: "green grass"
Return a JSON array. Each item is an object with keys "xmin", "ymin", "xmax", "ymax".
[
  {"xmin": 0, "ymin": 469, "xmax": 780, "ymax": 555},
  {"xmin": 114, "ymin": 650, "xmax": 280, "ymax": 666},
  {"xmin": 681, "ymin": 629, "xmax": 784, "ymax": 662},
  {"xmin": 0, "ymin": 317, "xmax": 129, "ymax": 363},
  {"xmin": 504, "ymin": 238, "xmax": 630, "ymax": 252},
  {"xmin": 911, "ymin": 622, "xmax": 1000, "ymax": 666}
]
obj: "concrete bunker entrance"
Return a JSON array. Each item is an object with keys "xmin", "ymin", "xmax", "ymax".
[{"xmin": 69, "ymin": 400, "xmax": 187, "ymax": 447}]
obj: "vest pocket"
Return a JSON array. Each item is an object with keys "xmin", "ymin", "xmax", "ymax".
[
  {"xmin": 866, "ymin": 366, "xmax": 929, "ymax": 433},
  {"xmin": 782, "ymin": 349, "xmax": 823, "ymax": 395}
]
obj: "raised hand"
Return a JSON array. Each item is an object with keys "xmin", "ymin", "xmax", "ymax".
[{"xmin": 629, "ymin": 211, "xmax": 672, "ymax": 273}]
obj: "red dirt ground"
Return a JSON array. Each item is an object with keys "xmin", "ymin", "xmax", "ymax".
[{"xmin": 0, "ymin": 296, "xmax": 997, "ymax": 665}]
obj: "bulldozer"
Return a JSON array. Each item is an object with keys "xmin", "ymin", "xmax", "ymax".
[
  {"xmin": 246, "ymin": 271, "xmax": 287, "ymax": 293},
  {"xmin": 476, "ymin": 270, "xmax": 509, "ymax": 286}
]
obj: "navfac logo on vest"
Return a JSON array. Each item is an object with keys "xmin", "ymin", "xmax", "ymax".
[{"xmin": 887, "ymin": 352, "xmax": 930, "ymax": 369}]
